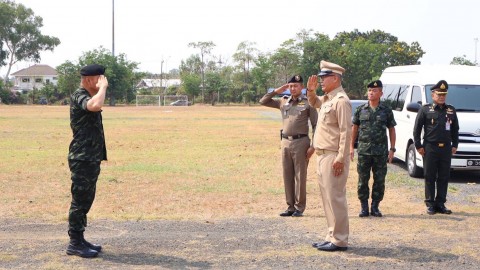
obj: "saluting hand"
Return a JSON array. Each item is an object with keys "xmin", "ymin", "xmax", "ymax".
[
  {"xmin": 307, "ymin": 75, "xmax": 318, "ymax": 92},
  {"xmin": 275, "ymin": 84, "xmax": 289, "ymax": 94},
  {"xmin": 96, "ymin": 75, "xmax": 109, "ymax": 90}
]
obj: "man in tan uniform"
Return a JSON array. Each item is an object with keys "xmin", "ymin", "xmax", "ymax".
[
  {"xmin": 307, "ymin": 61, "xmax": 352, "ymax": 251},
  {"xmin": 260, "ymin": 75, "xmax": 318, "ymax": 217}
]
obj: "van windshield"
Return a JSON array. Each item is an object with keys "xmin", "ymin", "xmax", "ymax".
[{"xmin": 426, "ymin": 84, "xmax": 480, "ymax": 111}]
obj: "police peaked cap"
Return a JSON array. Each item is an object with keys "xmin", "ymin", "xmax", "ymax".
[
  {"xmin": 367, "ymin": 80, "xmax": 383, "ymax": 88},
  {"xmin": 80, "ymin": 64, "xmax": 106, "ymax": 76},
  {"xmin": 430, "ymin": 80, "xmax": 448, "ymax": 94},
  {"xmin": 287, "ymin": 75, "xmax": 303, "ymax": 83}
]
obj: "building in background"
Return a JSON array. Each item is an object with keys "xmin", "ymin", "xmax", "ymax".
[{"xmin": 11, "ymin": 64, "xmax": 58, "ymax": 92}]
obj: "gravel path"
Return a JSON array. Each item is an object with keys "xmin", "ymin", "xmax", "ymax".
[{"xmin": 1, "ymin": 215, "xmax": 479, "ymax": 270}]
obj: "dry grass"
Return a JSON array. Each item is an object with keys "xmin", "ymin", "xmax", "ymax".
[{"xmin": 1, "ymin": 105, "xmax": 480, "ymax": 268}]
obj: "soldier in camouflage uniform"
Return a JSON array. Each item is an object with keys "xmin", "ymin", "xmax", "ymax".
[
  {"xmin": 350, "ymin": 80, "xmax": 396, "ymax": 217},
  {"xmin": 66, "ymin": 64, "xmax": 108, "ymax": 258}
]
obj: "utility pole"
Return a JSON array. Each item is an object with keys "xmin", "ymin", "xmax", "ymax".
[
  {"xmin": 112, "ymin": 0, "xmax": 115, "ymax": 57},
  {"xmin": 475, "ymin": 38, "xmax": 478, "ymax": 65}
]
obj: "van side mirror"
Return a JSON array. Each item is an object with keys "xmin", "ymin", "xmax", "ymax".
[{"xmin": 406, "ymin": 102, "xmax": 421, "ymax": 112}]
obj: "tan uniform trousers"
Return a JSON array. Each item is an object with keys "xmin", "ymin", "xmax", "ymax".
[
  {"xmin": 316, "ymin": 151, "xmax": 350, "ymax": 247},
  {"xmin": 281, "ymin": 136, "xmax": 310, "ymax": 213}
]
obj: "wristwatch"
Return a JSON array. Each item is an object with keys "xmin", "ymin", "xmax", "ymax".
[{"xmin": 390, "ymin": 147, "xmax": 396, "ymax": 152}]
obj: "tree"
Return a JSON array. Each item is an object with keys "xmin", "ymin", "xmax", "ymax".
[
  {"xmin": 78, "ymin": 47, "xmax": 140, "ymax": 105},
  {"xmin": 450, "ymin": 55, "xmax": 476, "ymax": 66},
  {"xmin": 0, "ymin": 1, "xmax": 60, "ymax": 80},
  {"xmin": 56, "ymin": 47, "xmax": 140, "ymax": 105},
  {"xmin": 270, "ymin": 39, "xmax": 301, "ymax": 83},
  {"xmin": 232, "ymin": 41, "xmax": 258, "ymax": 94},
  {"xmin": 188, "ymin": 41, "xmax": 216, "ymax": 102},
  {"xmin": 56, "ymin": 61, "xmax": 80, "ymax": 98}
]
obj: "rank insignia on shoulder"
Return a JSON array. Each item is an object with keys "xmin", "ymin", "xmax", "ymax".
[
  {"xmin": 447, "ymin": 108, "xmax": 454, "ymax": 114},
  {"xmin": 298, "ymin": 102, "xmax": 305, "ymax": 105}
]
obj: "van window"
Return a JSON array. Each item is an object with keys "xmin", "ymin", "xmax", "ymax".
[
  {"xmin": 426, "ymin": 84, "xmax": 480, "ymax": 111},
  {"xmin": 411, "ymin": 86, "xmax": 422, "ymax": 104},
  {"xmin": 381, "ymin": 84, "xmax": 408, "ymax": 111}
]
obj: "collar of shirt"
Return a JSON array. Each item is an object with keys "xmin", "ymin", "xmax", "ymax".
[{"xmin": 325, "ymin": 86, "xmax": 344, "ymax": 101}]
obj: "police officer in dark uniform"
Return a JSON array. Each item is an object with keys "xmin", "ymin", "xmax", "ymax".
[
  {"xmin": 260, "ymin": 75, "xmax": 318, "ymax": 217},
  {"xmin": 66, "ymin": 64, "xmax": 109, "ymax": 258},
  {"xmin": 413, "ymin": 80, "xmax": 459, "ymax": 215},
  {"xmin": 351, "ymin": 80, "xmax": 396, "ymax": 218}
]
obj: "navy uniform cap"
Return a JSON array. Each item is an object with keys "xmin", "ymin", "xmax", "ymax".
[
  {"xmin": 80, "ymin": 64, "xmax": 106, "ymax": 76},
  {"xmin": 430, "ymin": 80, "xmax": 448, "ymax": 94},
  {"xmin": 367, "ymin": 80, "xmax": 383, "ymax": 88},
  {"xmin": 287, "ymin": 75, "xmax": 303, "ymax": 83}
]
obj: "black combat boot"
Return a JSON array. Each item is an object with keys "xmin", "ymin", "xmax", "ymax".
[
  {"xmin": 371, "ymin": 201, "xmax": 383, "ymax": 217},
  {"xmin": 359, "ymin": 200, "xmax": 369, "ymax": 217},
  {"xmin": 80, "ymin": 231, "xmax": 102, "ymax": 252},
  {"xmin": 66, "ymin": 230, "xmax": 98, "ymax": 258}
]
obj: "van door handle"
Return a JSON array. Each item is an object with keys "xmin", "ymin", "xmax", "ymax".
[{"xmin": 407, "ymin": 115, "xmax": 410, "ymax": 119}]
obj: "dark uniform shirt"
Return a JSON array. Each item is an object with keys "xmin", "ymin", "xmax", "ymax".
[
  {"xmin": 353, "ymin": 103, "xmax": 396, "ymax": 155},
  {"xmin": 413, "ymin": 103, "xmax": 459, "ymax": 149},
  {"xmin": 68, "ymin": 88, "xmax": 107, "ymax": 161},
  {"xmin": 259, "ymin": 92, "xmax": 318, "ymax": 136}
]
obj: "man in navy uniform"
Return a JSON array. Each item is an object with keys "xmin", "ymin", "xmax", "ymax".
[{"xmin": 413, "ymin": 80, "xmax": 459, "ymax": 215}]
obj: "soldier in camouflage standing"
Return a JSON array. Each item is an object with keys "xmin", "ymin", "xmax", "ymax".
[
  {"xmin": 350, "ymin": 80, "xmax": 396, "ymax": 217},
  {"xmin": 66, "ymin": 64, "xmax": 108, "ymax": 258}
]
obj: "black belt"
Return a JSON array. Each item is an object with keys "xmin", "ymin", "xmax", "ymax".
[
  {"xmin": 282, "ymin": 134, "xmax": 308, "ymax": 140},
  {"xmin": 426, "ymin": 142, "xmax": 448, "ymax": 148}
]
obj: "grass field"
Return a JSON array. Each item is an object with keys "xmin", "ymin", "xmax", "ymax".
[{"xmin": 1, "ymin": 105, "xmax": 480, "ymax": 268}]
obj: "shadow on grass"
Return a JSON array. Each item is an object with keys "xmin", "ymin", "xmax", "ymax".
[
  {"xmin": 100, "ymin": 253, "xmax": 212, "ymax": 269},
  {"xmin": 348, "ymin": 246, "xmax": 458, "ymax": 262}
]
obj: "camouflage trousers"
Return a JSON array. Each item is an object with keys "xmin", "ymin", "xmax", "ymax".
[
  {"xmin": 357, "ymin": 154, "xmax": 387, "ymax": 201},
  {"xmin": 68, "ymin": 160, "xmax": 101, "ymax": 232}
]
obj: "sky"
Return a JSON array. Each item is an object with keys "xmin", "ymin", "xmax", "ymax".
[{"xmin": 2, "ymin": 0, "xmax": 480, "ymax": 76}]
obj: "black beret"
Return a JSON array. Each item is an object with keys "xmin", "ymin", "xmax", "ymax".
[
  {"xmin": 287, "ymin": 75, "xmax": 303, "ymax": 83},
  {"xmin": 80, "ymin": 64, "xmax": 106, "ymax": 76},
  {"xmin": 367, "ymin": 80, "xmax": 383, "ymax": 88},
  {"xmin": 430, "ymin": 80, "xmax": 448, "ymax": 94}
]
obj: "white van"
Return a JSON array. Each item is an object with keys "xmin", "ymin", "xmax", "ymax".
[{"xmin": 379, "ymin": 65, "xmax": 480, "ymax": 177}]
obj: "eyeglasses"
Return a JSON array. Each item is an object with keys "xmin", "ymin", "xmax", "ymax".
[{"xmin": 318, "ymin": 75, "xmax": 335, "ymax": 82}]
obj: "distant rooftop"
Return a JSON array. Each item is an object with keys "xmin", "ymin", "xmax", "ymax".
[{"xmin": 11, "ymin": 64, "xmax": 57, "ymax": 76}]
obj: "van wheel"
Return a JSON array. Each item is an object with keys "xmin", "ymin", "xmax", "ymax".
[{"xmin": 407, "ymin": 144, "xmax": 423, "ymax": 178}]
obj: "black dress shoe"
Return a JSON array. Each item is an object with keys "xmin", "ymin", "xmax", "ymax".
[
  {"xmin": 426, "ymin": 206, "xmax": 436, "ymax": 215},
  {"xmin": 436, "ymin": 206, "xmax": 452, "ymax": 214},
  {"xmin": 292, "ymin": 210, "xmax": 303, "ymax": 217},
  {"xmin": 317, "ymin": 242, "xmax": 348, "ymax": 252},
  {"xmin": 312, "ymin": 241, "xmax": 330, "ymax": 248},
  {"xmin": 279, "ymin": 210, "xmax": 295, "ymax": 217}
]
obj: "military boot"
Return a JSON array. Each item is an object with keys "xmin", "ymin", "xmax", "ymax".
[
  {"xmin": 359, "ymin": 200, "xmax": 369, "ymax": 217},
  {"xmin": 66, "ymin": 230, "xmax": 98, "ymax": 258},
  {"xmin": 371, "ymin": 201, "xmax": 383, "ymax": 217},
  {"xmin": 80, "ymin": 231, "xmax": 102, "ymax": 252}
]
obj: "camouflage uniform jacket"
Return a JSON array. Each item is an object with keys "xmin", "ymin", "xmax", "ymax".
[
  {"xmin": 353, "ymin": 102, "xmax": 396, "ymax": 155},
  {"xmin": 68, "ymin": 88, "xmax": 107, "ymax": 161}
]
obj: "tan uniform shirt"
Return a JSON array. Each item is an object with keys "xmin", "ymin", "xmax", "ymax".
[
  {"xmin": 307, "ymin": 86, "xmax": 352, "ymax": 163},
  {"xmin": 260, "ymin": 92, "xmax": 318, "ymax": 136}
]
